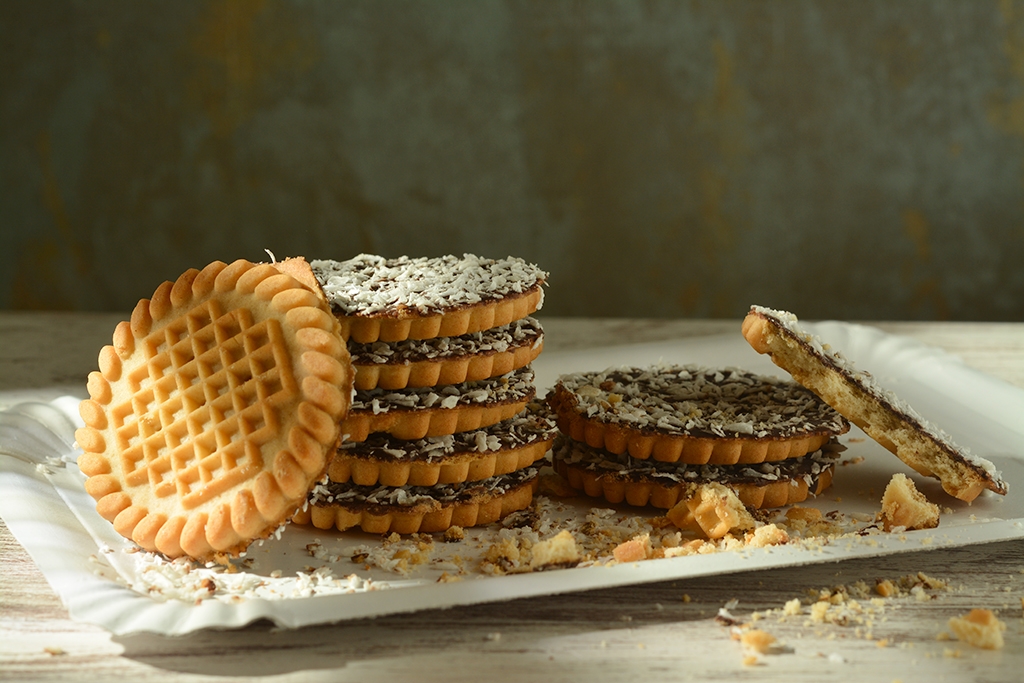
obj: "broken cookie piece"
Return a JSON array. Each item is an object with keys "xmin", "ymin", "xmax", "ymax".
[
  {"xmin": 666, "ymin": 483, "xmax": 758, "ymax": 539},
  {"xmin": 529, "ymin": 530, "xmax": 581, "ymax": 569},
  {"xmin": 947, "ymin": 609, "xmax": 1006, "ymax": 650},
  {"xmin": 880, "ymin": 473, "xmax": 940, "ymax": 531}
]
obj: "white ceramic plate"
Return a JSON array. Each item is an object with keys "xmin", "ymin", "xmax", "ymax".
[{"xmin": 2, "ymin": 322, "xmax": 1022, "ymax": 636}]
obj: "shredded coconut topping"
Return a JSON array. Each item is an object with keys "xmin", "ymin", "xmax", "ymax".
[
  {"xmin": 553, "ymin": 364, "xmax": 849, "ymax": 439},
  {"xmin": 340, "ymin": 402, "xmax": 558, "ymax": 462},
  {"xmin": 311, "ymin": 254, "xmax": 547, "ymax": 316},
  {"xmin": 750, "ymin": 305, "xmax": 1004, "ymax": 483},
  {"xmin": 116, "ymin": 551, "xmax": 373, "ymax": 603},
  {"xmin": 349, "ymin": 317, "xmax": 543, "ymax": 365},
  {"xmin": 554, "ymin": 435, "xmax": 843, "ymax": 489},
  {"xmin": 309, "ymin": 466, "xmax": 540, "ymax": 509},
  {"xmin": 351, "ymin": 367, "xmax": 535, "ymax": 413}
]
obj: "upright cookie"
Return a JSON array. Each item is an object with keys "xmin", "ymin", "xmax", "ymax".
[
  {"xmin": 742, "ymin": 305, "xmax": 1007, "ymax": 502},
  {"xmin": 75, "ymin": 259, "xmax": 353, "ymax": 560},
  {"xmin": 311, "ymin": 253, "xmax": 547, "ymax": 343}
]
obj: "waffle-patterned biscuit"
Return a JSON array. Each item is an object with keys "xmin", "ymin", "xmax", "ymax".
[
  {"xmin": 75, "ymin": 259, "xmax": 353, "ymax": 560},
  {"xmin": 330, "ymin": 402, "xmax": 557, "ymax": 487},
  {"xmin": 742, "ymin": 305, "xmax": 1007, "ymax": 502},
  {"xmin": 341, "ymin": 367, "xmax": 536, "ymax": 442},
  {"xmin": 294, "ymin": 467, "xmax": 539, "ymax": 534},
  {"xmin": 311, "ymin": 254, "xmax": 547, "ymax": 343},
  {"xmin": 552, "ymin": 436, "xmax": 838, "ymax": 510},
  {"xmin": 547, "ymin": 365, "xmax": 849, "ymax": 465},
  {"xmin": 350, "ymin": 317, "xmax": 544, "ymax": 390}
]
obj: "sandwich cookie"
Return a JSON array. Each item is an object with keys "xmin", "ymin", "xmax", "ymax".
[
  {"xmin": 349, "ymin": 316, "xmax": 544, "ymax": 391},
  {"xmin": 553, "ymin": 435, "xmax": 842, "ymax": 510},
  {"xmin": 329, "ymin": 401, "xmax": 558, "ymax": 487},
  {"xmin": 341, "ymin": 367, "xmax": 537, "ymax": 442},
  {"xmin": 547, "ymin": 365, "xmax": 850, "ymax": 465},
  {"xmin": 311, "ymin": 253, "xmax": 547, "ymax": 343},
  {"xmin": 294, "ymin": 467, "xmax": 541, "ymax": 535}
]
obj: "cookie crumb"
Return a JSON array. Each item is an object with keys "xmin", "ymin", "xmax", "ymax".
[
  {"xmin": 947, "ymin": 609, "xmax": 1005, "ymax": 650},
  {"xmin": 782, "ymin": 598, "xmax": 802, "ymax": 616},
  {"xmin": 740, "ymin": 629, "xmax": 777, "ymax": 654},
  {"xmin": 880, "ymin": 474, "xmax": 939, "ymax": 532},
  {"xmin": 666, "ymin": 483, "xmax": 757, "ymax": 539},
  {"xmin": 530, "ymin": 530, "xmax": 580, "ymax": 570},
  {"xmin": 613, "ymin": 533, "xmax": 652, "ymax": 563}
]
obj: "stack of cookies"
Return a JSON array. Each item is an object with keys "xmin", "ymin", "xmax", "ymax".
[
  {"xmin": 546, "ymin": 364, "xmax": 852, "ymax": 515},
  {"xmin": 293, "ymin": 253, "xmax": 558, "ymax": 534}
]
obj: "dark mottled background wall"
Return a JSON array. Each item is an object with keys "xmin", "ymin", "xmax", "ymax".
[{"xmin": 3, "ymin": 0, "xmax": 1024, "ymax": 320}]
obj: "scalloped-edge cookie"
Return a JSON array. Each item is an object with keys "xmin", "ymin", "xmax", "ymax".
[
  {"xmin": 75, "ymin": 259, "xmax": 353, "ymax": 560},
  {"xmin": 552, "ymin": 436, "xmax": 839, "ymax": 510},
  {"xmin": 742, "ymin": 305, "xmax": 1007, "ymax": 502},
  {"xmin": 547, "ymin": 365, "xmax": 849, "ymax": 465},
  {"xmin": 330, "ymin": 402, "xmax": 558, "ymax": 486},
  {"xmin": 351, "ymin": 317, "xmax": 544, "ymax": 390},
  {"xmin": 293, "ymin": 467, "xmax": 540, "ymax": 534},
  {"xmin": 341, "ymin": 367, "xmax": 537, "ymax": 442},
  {"xmin": 311, "ymin": 254, "xmax": 547, "ymax": 343}
]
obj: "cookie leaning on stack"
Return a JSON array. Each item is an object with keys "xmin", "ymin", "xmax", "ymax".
[
  {"xmin": 742, "ymin": 305, "xmax": 1007, "ymax": 502},
  {"xmin": 75, "ymin": 258, "xmax": 353, "ymax": 560},
  {"xmin": 547, "ymin": 364, "xmax": 851, "ymax": 511},
  {"xmin": 291, "ymin": 253, "xmax": 557, "ymax": 534}
]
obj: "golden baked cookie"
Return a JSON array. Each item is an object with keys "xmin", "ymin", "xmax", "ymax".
[
  {"xmin": 293, "ymin": 467, "xmax": 539, "ymax": 534},
  {"xmin": 311, "ymin": 254, "xmax": 547, "ymax": 343},
  {"xmin": 547, "ymin": 365, "xmax": 849, "ymax": 465},
  {"xmin": 552, "ymin": 436, "xmax": 839, "ymax": 510},
  {"xmin": 75, "ymin": 259, "xmax": 353, "ymax": 560},
  {"xmin": 742, "ymin": 305, "xmax": 1007, "ymax": 502},
  {"xmin": 341, "ymin": 367, "xmax": 537, "ymax": 442},
  {"xmin": 350, "ymin": 317, "xmax": 544, "ymax": 390},
  {"xmin": 329, "ymin": 402, "xmax": 557, "ymax": 487}
]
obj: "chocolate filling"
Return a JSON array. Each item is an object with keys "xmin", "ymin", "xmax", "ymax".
[
  {"xmin": 349, "ymin": 317, "xmax": 543, "ymax": 366},
  {"xmin": 339, "ymin": 402, "xmax": 558, "ymax": 463},
  {"xmin": 351, "ymin": 367, "xmax": 536, "ymax": 414},
  {"xmin": 309, "ymin": 466, "xmax": 540, "ymax": 512},
  {"xmin": 553, "ymin": 435, "xmax": 841, "ymax": 489}
]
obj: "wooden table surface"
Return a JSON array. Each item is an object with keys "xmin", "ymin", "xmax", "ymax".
[{"xmin": 2, "ymin": 313, "xmax": 1022, "ymax": 683}]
